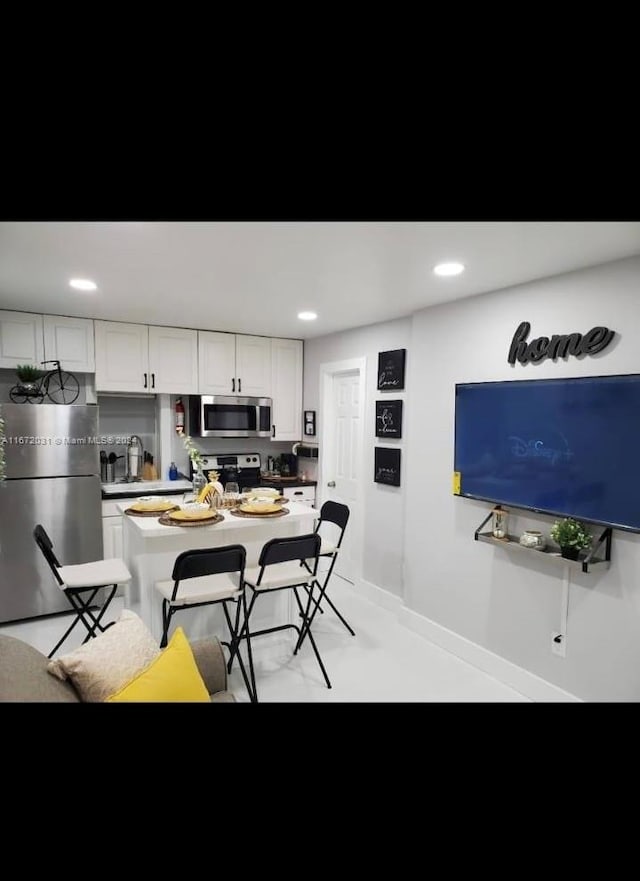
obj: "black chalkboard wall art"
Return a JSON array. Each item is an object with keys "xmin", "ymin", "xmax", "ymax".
[
  {"xmin": 377, "ymin": 349, "xmax": 406, "ymax": 391},
  {"xmin": 374, "ymin": 447, "xmax": 401, "ymax": 486},
  {"xmin": 375, "ymin": 400, "xmax": 403, "ymax": 438}
]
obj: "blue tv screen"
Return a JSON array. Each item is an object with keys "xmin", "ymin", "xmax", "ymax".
[{"xmin": 454, "ymin": 374, "xmax": 640, "ymax": 532}]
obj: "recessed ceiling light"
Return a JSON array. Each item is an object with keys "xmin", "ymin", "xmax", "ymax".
[
  {"xmin": 298, "ymin": 311, "xmax": 318, "ymax": 321},
  {"xmin": 433, "ymin": 262, "xmax": 465, "ymax": 277},
  {"xmin": 69, "ymin": 278, "xmax": 97, "ymax": 291}
]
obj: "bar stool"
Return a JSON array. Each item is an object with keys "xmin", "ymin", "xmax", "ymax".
[
  {"xmin": 154, "ymin": 544, "xmax": 256, "ymax": 702},
  {"xmin": 227, "ymin": 532, "xmax": 326, "ymax": 699},
  {"xmin": 33, "ymin": 524, "xmax": 131, "ymax": 659},
  {"xmin": 295, "ymin": 500, "xmax": 352, "ymax": 653}
]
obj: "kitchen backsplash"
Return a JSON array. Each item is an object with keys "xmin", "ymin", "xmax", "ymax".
[
  {"xmin": 170, "ymin": 433, "xmax": 294, "ymax": 479},
  {"xmin": 97, "ymin": 395, "xmax": 157, "ymax": 481},
  {"xmin": 165, "ymin": 393, "xmax": 298, "ymax": 479}
]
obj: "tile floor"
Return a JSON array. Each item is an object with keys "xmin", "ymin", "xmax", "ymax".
[{"xmin": 0, "ymin": 576, "xmax": 530, "ymax": 702}]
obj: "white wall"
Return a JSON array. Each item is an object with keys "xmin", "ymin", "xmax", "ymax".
[
  {"xmin": 404, "ymin": 256, "xmax": 640, "ymax": 702},
  {"xmin": 303, "ymin": 317, "xmax": 411, "ymax": 595},
  {"xmin": 304, "ymin": 256, "xmax": 640, "ymax": 700}
]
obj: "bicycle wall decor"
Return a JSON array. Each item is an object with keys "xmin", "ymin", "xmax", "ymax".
[{"xmin": 10, "ymin": 361, "xmax": 80, "ymax": 404}]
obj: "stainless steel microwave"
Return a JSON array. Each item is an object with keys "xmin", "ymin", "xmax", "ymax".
[{"xmin": 189, "ymin": 395, "xmax": 272, "ymax": 438}]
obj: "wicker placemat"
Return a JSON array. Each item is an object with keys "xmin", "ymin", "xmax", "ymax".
[
  {"xmin": 229, "ymin": 507, "xmax": 290, "ymax": 519},
  {"xmin": 158, "ymin": 511, "xmax": 225, "ymax": 527},
  {"xmin": 125, "ymin": 505, "xmax": 180, "ymax": 517}
]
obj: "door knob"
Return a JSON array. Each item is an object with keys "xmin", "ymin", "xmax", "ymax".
[{"xmin": 327, "ymin": 481, "xmax": 336, "ymax": 487}]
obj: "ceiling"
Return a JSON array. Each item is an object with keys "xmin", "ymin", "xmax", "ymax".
[{"xmin": 1, "ymin": 221, "xmax": 639, "ymax": 339}]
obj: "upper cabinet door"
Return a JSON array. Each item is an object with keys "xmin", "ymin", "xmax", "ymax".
[
  {"xmin": 236, "ymin": 334, "xmax": 272, "ymax": 398},
  {"xmin": 0, "ymin": 310, "xmax": 44, "ymax": 369},
  {"xmin": 271, "ymin": 338, "xmax": 303, "ymax": 441},
  {"xmin": 95, "ymin": 321, "xmax": 149, "ymax": 393},
  {"xmin": 198, "ymin": 331, "xmax": 236, "ymax": 395},
  {"xmin": 148, "ymin": 326, "xmax": 198, "ymax": 394},
  {"xmin": 43, "ymin": 315, "xmax": 95, "ymax": 373}
]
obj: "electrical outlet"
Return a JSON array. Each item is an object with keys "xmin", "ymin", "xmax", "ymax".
[{"xmin": 551, "ymin": 631, "xmax": 566, "ymax": 657}]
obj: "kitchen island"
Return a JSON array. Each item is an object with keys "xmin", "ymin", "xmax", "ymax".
[{"xmin": 119, "ymin": 500, "xmax": 320, "ymax": 643}]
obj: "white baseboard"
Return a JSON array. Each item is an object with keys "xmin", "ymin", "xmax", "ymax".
[
  {"xmin": 351, "ymin": 577, "xmax": 403, "ymax": 614},
  {"xmin": 397, "ymin": 606, "xmax": 581, "ymax": 703}
]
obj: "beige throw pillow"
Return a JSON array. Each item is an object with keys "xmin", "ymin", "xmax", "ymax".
[{"xmin": 47, "ymin": 610, "xmax": 160, "ymax": 702}]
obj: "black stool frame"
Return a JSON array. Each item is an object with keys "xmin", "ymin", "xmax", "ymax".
[
  {"xmin": 33, "ymin": 524, "xmax": 119, "ymax": 659},
  {"xmin": 227, "ymin": 533, "xmax": 329, "ymax": 698},
  {"xmin": 160, "ymin": 544, "xmax": 256, "ymax": 702},
  {"xmin": 295, "ymin": 500, "xmax": 353, "ymax": 653}
]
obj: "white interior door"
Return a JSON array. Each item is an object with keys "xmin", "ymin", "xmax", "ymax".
[{"xmin": 325, "ymin": 370, "xmax": 361, "ymax": 583}]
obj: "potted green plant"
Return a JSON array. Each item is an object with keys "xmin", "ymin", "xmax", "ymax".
[
  {"xmin": 550, "ymin": 517, "xmax": 592, "ymax": 560},
  {"xmin": 15, "ymin": 364, "xmax": 44, "ymax": 395}
]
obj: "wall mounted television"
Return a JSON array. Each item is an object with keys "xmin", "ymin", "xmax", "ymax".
[{"xmin": 454, "ymin": 374, "xmax": 640, "ymax": 533}]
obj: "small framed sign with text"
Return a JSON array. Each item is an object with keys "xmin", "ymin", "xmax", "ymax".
[
  {"xmin": 377, "ymin": 349, "xmax": 406, "ymax": 391},
  {"xmin": 375, "ymin": 400, "xmax": 403, "ymax": 438},
  {"xmin": 374, "ymin": 447, "xmax": 401, "ymax": 486}
]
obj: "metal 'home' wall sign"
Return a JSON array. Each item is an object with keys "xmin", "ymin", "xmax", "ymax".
[{"xmin": 508, "ymin": 322, "xmax": 615, "ymax": 365}]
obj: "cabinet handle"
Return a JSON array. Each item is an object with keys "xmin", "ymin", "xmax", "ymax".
[
  {"xmin": 294, "ymin": 490, "xmax": 303, "ymax": 495},
  {"xmin": 232, "ymin": 378, "xmax": 235, "ymax": 392},
  {"xmin": 272, "ymin": 424, "xmax": 276, "ymax": 437},
  {"xmin": 238, "ymin": 377, "xmax": 242, "ymax": 393},
  {"xmin": 327, "ymin": 481, "xmax": 336, "ymax": 487},
  {"xmin": 151, "ymin": 373, "xmax": 155, "ymax": 389},
  {"xmin": 143, "ymin": 372, "xmax": 148, "ymax": 389}
]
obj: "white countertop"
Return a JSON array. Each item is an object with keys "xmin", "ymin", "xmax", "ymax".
[
  {"xmin": 102, "ymin": 479, "xmax": 192, "ymax": 497},
  {"xmin": 118, "ymin": 500, "xmax": 319, "ymax": 538}
]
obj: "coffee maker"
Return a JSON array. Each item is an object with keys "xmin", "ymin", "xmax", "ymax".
[{"xmin": 279, "ymin": 453, "xmax": 297, "ymax": 477}]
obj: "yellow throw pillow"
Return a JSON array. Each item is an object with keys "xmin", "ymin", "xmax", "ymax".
[
  {"xmin": 47, "ymin": 609, "xmax": 160, "ymax": 702},
  {"xmin": 107, "ymin": 627, "xmax": 210, "ymax": 702}
]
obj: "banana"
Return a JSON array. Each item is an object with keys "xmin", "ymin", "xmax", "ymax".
[{"xmin": 197, "ymin": 485, "xmax": 211, "ymax": 504}]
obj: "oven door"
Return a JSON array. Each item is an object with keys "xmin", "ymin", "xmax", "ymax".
[{"xmin": 196, "ymin": 396, "xmax": 272, "ymax": 437}]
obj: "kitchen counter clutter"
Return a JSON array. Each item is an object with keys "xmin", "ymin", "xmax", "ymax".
[
  {"xmin": 118, "ymin": 499, "xmax": 320, "ymax": 642},
  {"xmin": 102, "ymin": 479, "xmax": 192, "ymax": 499}
]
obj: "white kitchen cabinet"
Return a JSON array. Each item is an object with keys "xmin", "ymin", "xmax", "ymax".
[
  {"xmin": 0, "ymin": 310, "xmax": 44, "ymax": 369},
  {"xmin": 271, "ymin": 338, "xmax": 302, "ymax": 441},
  {"xmin": 198, "ymin": 331, "xmax": 237, "ymax": 395},
  {"xmin": 198, "ymin": 331, "xmax": 271, "ymax": 397},
  {"xmin": 95, "ymin": 320, "xmax": 149, "ymax": 393},
  {"xmin": 102, "ymin": 501, "xmax": 126, "ymax": 597},
  {"xmin": 288, "ymin": 485, "xmax": 316, "ymax": 507},
  {"xmin": 95, "ymin": 321, "xmax": 198, "ymax": 394},
  {"xmin": 235, "ymin": 335, "xmax": 272, "ymax": 397},
  {"xmin": 148, "ymin": 326, "xmax": 198, "ymax": 394},
  {"xmin": 43, "ymin": 315, "xmax": 95, "ymax": 372}
]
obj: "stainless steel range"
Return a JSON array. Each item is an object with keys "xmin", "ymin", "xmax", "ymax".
[{"xmin": 190, "ymin": 452, "xmax": 263, "ymax": 490}]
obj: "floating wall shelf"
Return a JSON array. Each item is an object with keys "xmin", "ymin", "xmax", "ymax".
[{"xmin": 474, "ymin": 512, "xmax": 612, "ymax": 574}]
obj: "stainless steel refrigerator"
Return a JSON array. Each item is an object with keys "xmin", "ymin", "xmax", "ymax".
[{"xmin": 0, "ymin": 403, "xmax": 103, "ymax": 623}]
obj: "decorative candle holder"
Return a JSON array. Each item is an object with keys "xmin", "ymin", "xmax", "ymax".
[
  {"xmin": 491, "ymin": 505, "xmax": 509, "ymax": 540},
  {"xmin": 519, "ymin": 530, "xmax": 546, "ymax": 551}
]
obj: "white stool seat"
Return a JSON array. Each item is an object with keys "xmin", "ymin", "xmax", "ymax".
[
  {"xmin": 155, "ymin": 573, "xmax": 241, "ymax": 606},
  {"xmin": 58, "ymin": 558, "xmax": 132, "ymax": 590},
  {"xmin": 244, "ymin": 561, "xmax": 315, "ymax": 591}
]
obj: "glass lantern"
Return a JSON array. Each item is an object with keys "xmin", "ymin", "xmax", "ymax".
[{"xmin": 491, "ymin": 505, "xmax": 509, "ymax": 540}]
